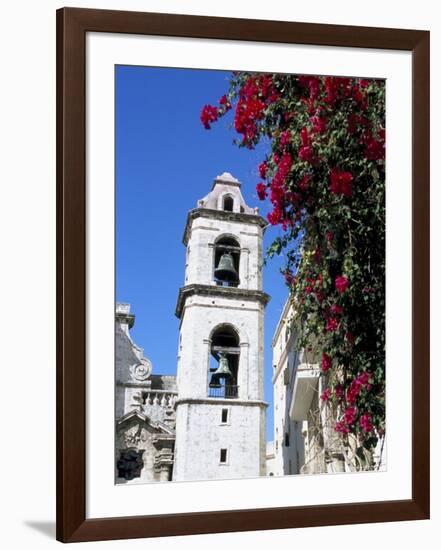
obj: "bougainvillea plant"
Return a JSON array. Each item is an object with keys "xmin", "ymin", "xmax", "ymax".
[{"xmin": 201, "ymin": 73, "xmax": 385, "ymax": 453}]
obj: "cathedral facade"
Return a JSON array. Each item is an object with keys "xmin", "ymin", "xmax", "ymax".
[{"xmin": 115, "ymin": 172, "xmax": 270, "ymax": 484}]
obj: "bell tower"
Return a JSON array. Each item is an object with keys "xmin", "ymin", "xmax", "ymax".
[{"xmin": 173, "ymin": 172, "xmax": 270, "ymax": 481}]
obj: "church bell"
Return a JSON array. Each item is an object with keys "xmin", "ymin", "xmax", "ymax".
[
  {"xmin": 209, "ymin": 353, "xmax": 233, "ymax": 388},
  {"xmin": 214, "ymin": 252, "xmax": 238, "ymax": 282}
]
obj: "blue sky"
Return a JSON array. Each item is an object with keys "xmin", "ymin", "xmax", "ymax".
[{"xmin": 116, "ymin": 66, "xmax": 289, "ymax": 440}]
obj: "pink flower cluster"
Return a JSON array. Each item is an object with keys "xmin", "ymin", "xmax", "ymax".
[
  {"xmin": 335, "ymin": 406, "xmax": 357, "ymax": 434},
  {"xmin": 298, "ymin": 127, "xmax": 316, "ymax": 164},
  {"xmin": 256, "ymin": 183, "xmax": 267, "ymax": 200},
  {"xmin": 329, "ymin": 168, "xmax": 353, "ymax": 197},
  {"xmin": 347, "ymin": 371, "xmax": 372, "ymax": 405},
  {"xmin": 335, "ymin": 421, "xmax": 349, "ymax": 434},
  {"xmin": 320, "ymin": 388, "xmax": 331, "ymax": 402},
  {"xmin": 321, "ymin": 352, "xmax": 332, "ymax": 373},
  {"xmin": 266, "ymin": 152, "xmax": 293, "ymax": 226},
  {"xmin": 233, "ymin": 75, "xmax": 279, "ymax": 147},
  {"xmin": 325, "ymin": 317, "xmax": 339, "ymax": 332},
  {"xmin": 363, "ymin": 129, "xmax": 385, "ymax": 161},
  {"xmin": 335, "ymin": 275, "xmax": 349, "ymax": 294},
  {"xmin": 200, "ymin": 104, "xmax": 218, "ymax": 129},
  {"xmin": 258, "ymin": 161, "xmax": 268, "ymax": 179},
  {"xmin": 359, "ymin": 412, "xmax": 374, "ymax": 433}
]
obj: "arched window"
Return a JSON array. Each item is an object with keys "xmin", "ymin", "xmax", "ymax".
[
  {"xmin": 222, "ymin": 195, "xmax": 234, "ymax": 212},
  {"xmin": 213, "ymin": 236, "xmax": 240, "ymax": 287},
  {"xmin": 208, "ymin": 325, "xmax": 239, "ymax": 399}
]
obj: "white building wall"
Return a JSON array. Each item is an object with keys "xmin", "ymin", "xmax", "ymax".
[
  {"xmin": 173, "ymin": 401, "xmax": 266, "ymax": 481},
  {"xmin": 271, "ymin": 301, "xmax": 306, "ymax": 476}
]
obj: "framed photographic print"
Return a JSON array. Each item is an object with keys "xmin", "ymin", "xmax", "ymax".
[{"xmin": 56, "ymin": 7, "xmax": 430, "ymax": 543}]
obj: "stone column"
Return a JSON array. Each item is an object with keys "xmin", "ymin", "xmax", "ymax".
[
  {"xmin": 238, "ymin": 342, "xmax": 250, "ymax": 399},
  {"xmin": 203, "ymin": 338, "xmax": 211, "ymax": 397},
  {"xmin": 208, "ymin": 243, "xmax": 215, "ymax": 284},
  {"xmin": 240, "ymin": 248, "xmax": 250, "ymax": 289}
]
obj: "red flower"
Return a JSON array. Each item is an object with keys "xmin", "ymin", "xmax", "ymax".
[
  {"xmin": 335, "ymin": 275, "xmax": 349, "ymax": 294},
  {"xmin": 270, "ymin": 181, "xmax": 286, "ymax": 207},
  {"xmin": 234, "ymin": 93, "xmax": 265, "ymax": 147},
  {"xmin": 360, "ymin": 412, "xmax": 374, "ymax": 433},
  {"xmin": 311, "ymin": 114, "xmax": 327, "ymax": 134},
  {"xmin": 299, "ymin": 146, "xmax": 315, "ymax": 163},
  {"xmin": 344, "ymin": 406, "xmax": 357, "ymax": 425},
  {"xmin": 330, "ymin": 303, "xmax": 343, "ymax": 315},
  {"xmin": 324, "ymin": 77, "xmax": 338, "ymax": 105},
  {"xmin": 200, "ymin": 104, "xmax": 218, "ymax": 129},
  {"xmin": 267, "ymin": 207, "xmax": 284, "ymax": 226},
  {"xmin": 335, "ymin": 421, "xmax": 349, "ymax": 434},
  {"xmin": 357, "ymin": 372, "xmax": 371, "ymax": 386},
  {"xmin": 347, "ymin": 379, "xmax": 363, "ymax": 405},
  {"xmin": 275, "ymin": 152, "xmax": 293, "ymax": 180},
  {"xmin": 365, "ymin": 136, "xmax": 385, "ymax": 161},
  {"xmin": 299, "ymin": 76, "xmax": 321, "ymax": 100},
  {"xmin": 329, "ymin": 168, "xmax": 353, "ymax": 197},
  {"xmin": 280, "ymin": 130, "xmax": 291, "ymax": 147},
  {"xmin": 325, "ymin": 317, "xmax": 339, "ymax": 332},
  {"xmin": 352, "ymin": 85, "xmax": 367, "ymax": 110},
  {"xmin": 219, "ymin": 94, "xmax": 231, "ymax": 110},
  {"xmin": 321, "ymin": 353, "xmax": 332, "ymax": 373},
  {"xmin": 256, "ymin": 183, "xmax": 267, "ymax": 200},
  {"xmin": 300, "ymin": 126, "xmax": 310, "ymax": 147},
  {"xmin": 347, "ymin": 113, "xmax": 368, "ymax": 135},
  {"xmin": 258, "ymin": 161, "xmax": 268, "ymax": 179},
  {"xmin": 298, "ymin": 128, "xmax": 315, "ymax": 163},
  {"xmin": 321, "ymin": 388, "xmax": 331, "ymax": 402}
]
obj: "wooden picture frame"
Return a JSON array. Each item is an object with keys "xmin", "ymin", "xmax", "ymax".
[{"xmin": 56, "ymin": 7, "xmax": 430, "ymax": 542}]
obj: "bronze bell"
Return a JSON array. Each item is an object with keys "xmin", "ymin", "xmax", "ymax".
[
  {"xmin": 209, "ymin": 353, "xmax": 233, "ymax": 387},
  {"xmin": 214, "ymin": 252, "xmax": 238, "ymax": 282}
]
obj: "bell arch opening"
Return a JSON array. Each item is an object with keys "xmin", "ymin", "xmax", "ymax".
[
  {"xmin": 208, "ymin": 324, "xmax": 239, "ymax": 399},
  {"xmin": 222, "ymin": 194, "xmax": 234, "ymax": 212},
  {"xmin": 213, "ymin": 236, "xmax": 240, "ymax": 287}
]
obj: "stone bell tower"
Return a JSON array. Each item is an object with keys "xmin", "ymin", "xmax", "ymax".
[{"xmin": 173, "ymin": 172, "xmax": 270, "ymax": 481}]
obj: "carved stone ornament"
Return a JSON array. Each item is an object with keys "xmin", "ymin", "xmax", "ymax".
[{"xmin": 130, "ymin": 358, "xmax": 152, "ymax": 381}]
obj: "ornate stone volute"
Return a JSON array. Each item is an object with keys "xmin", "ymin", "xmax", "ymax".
[{"xmin": 129, "ymin": 357, "xmax": 152, "ymax": 382}]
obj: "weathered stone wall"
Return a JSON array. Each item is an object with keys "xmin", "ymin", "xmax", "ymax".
[
  {"xmin": 115, "ymin": 304, "xmax": 177, "ymax": 484},
  {"xmin": 173, "ymin": 400, "xmax": 266, "ymax": 481}
]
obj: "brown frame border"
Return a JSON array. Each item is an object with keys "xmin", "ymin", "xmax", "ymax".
[{"xmin": 56, "ymin": 7, "xmax": 430, "ymax": 543}]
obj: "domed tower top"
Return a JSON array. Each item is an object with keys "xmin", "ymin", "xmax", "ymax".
[
  {"xmin": 178, "ymin": 171, "xmax": 269, "ymax": 314},
  {"xmin": 197, "ymin": 172, "xmax": 257, "ymax": 215}
]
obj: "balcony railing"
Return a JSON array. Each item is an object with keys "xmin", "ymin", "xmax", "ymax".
[{"xmin": 208, "ymin": 385, "xmax": 239, "ymax": 399}]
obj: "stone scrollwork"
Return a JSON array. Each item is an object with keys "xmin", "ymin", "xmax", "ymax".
[
  {"xmin": 130, "ymin": 357, "xmax": 152, "ymax": 382},
  {"xmin": 124, "ymin": 424, "xmax": 146, "ymax": 448}
]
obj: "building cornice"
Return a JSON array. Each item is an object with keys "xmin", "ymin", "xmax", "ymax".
[
  {"xmin": 183, "ymin": 208, "xmax": 267, "ymax": 245},
  {"xmin": 175, "ymin": 397, "xmax": 268, "ymax": 408},
  {"xmin": 175, "ymin": 284, "xmax": 271, "ymax": 319}
]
